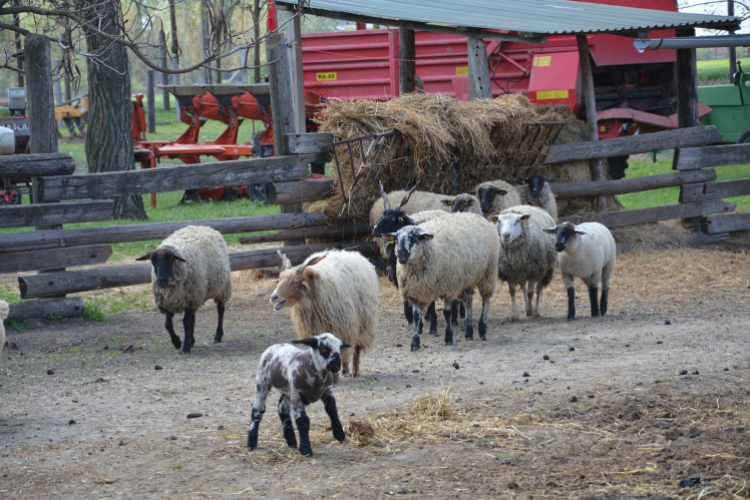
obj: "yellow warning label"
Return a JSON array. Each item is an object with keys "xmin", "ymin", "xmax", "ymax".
[
  {"xmin": 536, "ymin": 89, "xmax": 569, "ymax": 100},
  {"xmin": 533, "ymin": 56, "xmax": 552, "ymax": 67},
  {"xmin": 600, "ymin": 125, "xmax": 607, "ymax": 132},
  {"xmin": 316, "ymin": 72, "xmax": 337, "ymax": 82},
  {"xmin": 456, "ymin": 66, "xmax": 469, "ymax": 75}
]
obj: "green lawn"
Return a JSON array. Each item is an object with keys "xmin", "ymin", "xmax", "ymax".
[{"xmin": 697, "ymin": 59, "xmax": 733, "ymax": 83}]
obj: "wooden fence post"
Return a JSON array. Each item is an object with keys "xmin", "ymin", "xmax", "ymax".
[
  {"xmin": 399, "ymin": 28, "xmax": 416, "ymax": 94},
  {"xmin": 159, "ymin": 30, "xmax": 170, "ymax": 111},
  {"xmin": 146, "ymin": 69, "xmax": 156, "ymax": 134},
  {"xmin": 53, "ymin": 58, "xmax": 62, "ymax": 129},
  {"xmin": 468, "ymin": 37, "xmax": 492, "ymax": 100}
]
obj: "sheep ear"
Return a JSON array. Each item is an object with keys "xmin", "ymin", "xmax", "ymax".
[
  {"xmin": 135, "ymin": 252, "xmax": 152, "ymax": 261},
  {"xmin": 397, "ymin": 183, "xmax": 419, "ymax": 210},
  {"xmin": 488, "ymin": 215, "xmax": 499, "ymax": 225},
  {"xmin": 297, "ymin": 254, "xmax": 326, "ymax": 275},
  {"xmin": 380, "ymin": 181, "xmax": 391, "ymax": 211},
  {"xmin": 380, "ymin": 234, "xmax": 397, "ymax": 245},
  {"xmin": 520, "ymin": 214, "xmax": 531, "ymax": 221},
  {"xmin": 515, "ymin": 179, "xmax": 526, "ymax": 185},
  {"xmin": 340, "ymin": 341, "xmax": 352, "ymax": 349},
  {"xmin": 575, "ymin": 229, "xmax": 587, "ymax": 235},
  {"xmin": 496, "ymin": 189, "xmax": 508, "ymax": 196},
  {"xmin": 419, "ymin": 233, "xmax": 434, "ymax": 241},
  {"xmin": 174, "ymin": 255, "xmax": 187, "ymax": 263},
  {"xmin": 542, "ymin": 227, "xmax": 557, "ymax": 234},
  {"xmin": 292, "ymin": 337, "xmax": 319, "ymax": 349},
  {"xmin": 277, "ymin": 250, "xmax": 293, "ymax": 270},
  {"xmin": 440, "ymin": 199, "xmax": 452, "ymax": 207}
]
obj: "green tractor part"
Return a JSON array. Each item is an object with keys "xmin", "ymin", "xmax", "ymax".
[{"xmin": 698, "ymin": 65, "xmax": 750, "ymax": 143}]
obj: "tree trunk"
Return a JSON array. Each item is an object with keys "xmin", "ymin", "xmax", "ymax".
[
  {"xmin": 252, "ymin": 0, "xmax": 261, "ymax": 83},
  {"xmin": 169, "ymin": 0, "xmax": 180, "ymax": 63},
  {"xmin": 83, "ymin": 0, "xmax": 147, "ymax": 220}
]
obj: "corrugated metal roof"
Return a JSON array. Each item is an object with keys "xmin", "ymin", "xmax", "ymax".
[{"xmin": 279, "ymin": 0, "xmax": 740, "ymax": 35}]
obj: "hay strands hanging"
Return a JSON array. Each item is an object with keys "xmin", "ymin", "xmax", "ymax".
[{"xmin": 325, "ymin": 131, "xmax": 398, "ymax": 218}]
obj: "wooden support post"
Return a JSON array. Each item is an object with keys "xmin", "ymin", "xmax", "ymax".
[
  {"xmin": 576, "ymin": 34, "xmax": 607, "ymax": 212},
  {"xmin": 399, "ymin": 28, "xmax": 416, "ymax": 94},
  {"xmin": 286, "ymin": 11, "xmax": 305, "ymax": 135},
  {"xmin": 159, "ymin": 30, "xmax": 170, "ymax": 111},
  {"xmin": 467, "ymin": 37, "xmax": 492, "ymax": 100},
  {"xmin": 729, "ymin": 1, "xmax": 736, "ymax": 83},
  {"xmin": 53, "ymin": 58, "xmax": 62, "ymax": 129},
  {"xmin": 146, "ymin": 69, "xmax": 156, "ymax": 134}
]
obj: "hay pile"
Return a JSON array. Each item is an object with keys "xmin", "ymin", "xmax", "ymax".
[{"xmin": 314, "ymin": 93, "xmax": 615, "ymax": 221}]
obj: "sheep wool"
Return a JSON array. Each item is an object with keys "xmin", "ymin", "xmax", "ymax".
[
  {"xmin": 473, "ymin": 180, "xmax": 522, "ymax": 216},
  {"xmin": 0, "ymin": 299, "xmax": 8, "ymax": 358},
  {"xmin": 516, "ymin": 180, "xmax": 558, "ymax": 222},
  {"xmin": 369, "ymin": 190, "xmax": 452, "ymax": 229},
  {"xmin": 442, "ymin": 193, "xmax": 483, "ymax": 215}
]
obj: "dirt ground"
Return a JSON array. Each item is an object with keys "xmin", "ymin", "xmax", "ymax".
[{"xmin": 3, "ymin": 244, "xmax": 750, "ymax": 499}]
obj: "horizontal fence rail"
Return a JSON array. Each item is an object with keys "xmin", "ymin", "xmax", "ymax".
[
  {"xmin": 551, "ymin": 169, "xmax": 717, "ymax": 200},
  {"xmin": 0, "ymin": 200, "xmax": 114, "ymax": 228},
  {"xmin": 562, "ymin": 200, "xmax": 736, "ymax": 229},
  {"xmin": 0, "ymin": 153, "xmax": 76, "ymax": 177}
]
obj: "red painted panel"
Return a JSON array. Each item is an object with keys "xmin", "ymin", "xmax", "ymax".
[{"xmin": 528, "ymin": 52, "xmax": 582, "ymax": 113}]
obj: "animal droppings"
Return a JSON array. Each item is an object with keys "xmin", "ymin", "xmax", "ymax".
[
  {"xmin": 119, "ymin": 440, "xmax": 126, "ymax": 446},
  {"xmin": 688, "ymin": 434, "xmax": 697, "ymax": 439},
  {"xmin": 217, "ymin": 425, "xmax": 224, "ymax": 430},
  {"xmin": 187, "ymin": 412, "xmax": 203, "ymax": 419},
  {"xmin": 678, "ymin": 476, "xmax": 701, "ymax": 488},
  {"xmin": 656, "ymin": 341, "xmax": 663, "ymax": 344},
  {"xmin": 396, "ymin": 344, "xmax": 402, "ymax": 347},
  {"xmin": 568, "ymin": 346, "xmax": 575, "ymax": 352},
  {"xmin": 350, "ymin": 412, "xmax": 355, "ymax": 416},
  {"xmin": 587, "ymin": 394, "xmax": 595, "ymax": 399},
  {"xmin": 500, "ymin": 460, "xmax": 511, "ymax": 465},
  {"xmin": 692, "ymin": 370, "xmax": 700, "ymax": 375},
  {"xmin": 665, "ymin": 319, "xmax": 671, "ymax": 325},
  {"xmin": 452, "ymin": 362, "xmax": 460, "ymax": 370},
  {"xmin": 154, "ymin": 365, "xmax": 163, "ymax": 371},
  {"xmin": 167, "ymin": 436, "xmax": 177, "ymax": 440},
  {"xmin": 522, "ymin": 371, "xmax": 530, "ymax": 377},
  {"xmin": 412, "ymin": 369, "xmax": 420, "ymax": 373},
  {"xmin": 569, "ymin": 395, "xmax": 578, "ymax": 402},
  {"xmin": 724, "ymin": 367, "xmax": 730, "ymax": 371},
  {"xmin": 406, "ymin": 384, "xmax": 411, "ymax": 388},
  {"xmin": 47, "ymin": 369, "xmax": 54, "ymax": 375},
  {"xmin": 68, "ymin": 419, "xmax": 76, "ymax": 425},
  {"xmin": 102, "ymin": 344, "xmax": 108, "ymax": 350},
  {"xmin": 679, "ymin": 370, "xmax": 688, "ymax": 375},
  {"xmin": 473, "ymin": 424, "xmax": 480, "ymax": 428},
  {"xmin": 543, "ymin": 355, "xmax": 549, "ymax": 360}
]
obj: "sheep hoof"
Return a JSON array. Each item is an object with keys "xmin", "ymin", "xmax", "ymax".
[
  {"xmin": 533, "ymin": 312, "xmax": 541, "ymax": 318},
  {"xmin": 429, "ymin": 329, "xmax": 438, "ymax": 336},
  {"xmin": 567, "ymin": 315, "xmax": 575, "ymax": 321},
  {"xmin": 299, "ymin": 446, "xmax": 313, "ymax": 457},
  {"xmin": 341, "ymin": 369, "xmax": 349, "ymax": 376},
  {"xmin": 410, "ymin": 343, "xmax": 420, "ymax": 352},
  {"xmin": 509, "ymin": 316, "xmax": 519, "ymax": 323},
  {"xmin": 444, "ymin": 340, "xmax": 453, "ymax": 346}
]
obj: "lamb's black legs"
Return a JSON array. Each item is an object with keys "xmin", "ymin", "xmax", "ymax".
[
  {"xmin": 164, "ymin": 313, "xmax": 182, "ymax": 349},
  {"xmin": 588, "ymin": 286, "xmax": 600, "ymax": 317},
  {"xmin": 322, "ymin": 389, "xmax": 346, "ymax": 444},
  {"xmin": 411, "ymin": 304, "xmax": 422, "ymax": 352},
  {"xmin": 600, "ymin": 288, "xmax": 609, "ymax": 316},
  {"xmin": 214, "ymin": 302, "xmax": 225, "ymax": 344},
  {"xmin": 566, "ymin": 288, "xmax": 576, "ymax": 321},
  {"xmin": 294, "ymin": 406, "xmax": 313, "ymax": 457},
  {"xmin": 182, "ymin": 309, "xmax": 196, "ymax": 354},
  {"xmin": 247, "ymin": 386, "xmax": 269, "ymax": 450},
  {"xmin": 427, "ymin": 302, "xmax": 438, "ymax": 335},
  {"xmin": 278, "ymin": 395, "xmax": 297, "ymax": 448}
]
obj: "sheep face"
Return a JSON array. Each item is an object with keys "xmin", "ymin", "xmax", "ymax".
[
  {"xmin": 489, "ymin": 212, "xmax": 531, "ymax": 246},
  {"xmin": 136, "ymin": 248, "xmax": 186, "ymax": 289},
  {"xmin": 293, "ymin": 333, "xmax": 352, "ymax": 374},
  {"xmin": 385, "ymin": 227, "xmax": 434, "ymax": 265},
  {"xmin": 372, "ymin": 183, "xmax": 418, "ymax": 237},
  {"xmin": 475, "ymin": 185, "xmax": 507, "ymax": 214},
  {"xmin": 441, "ymin": 193, "xmax": 480, "ymax": 214},
  {"xmin": 270, "ymin": 253, "xmax": 326, "ymax": 311},
  {"xmin": 516, "ymin": 175, "xmax": 553, "ymax": 199},
  {"xmin": 542, "ymin": 222, "xmax": 586, "ymax": 253}
]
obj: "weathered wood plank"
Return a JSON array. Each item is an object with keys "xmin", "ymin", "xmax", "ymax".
[
  {"xmin": 7, "ymin": 297, "xmax": 84, "ymax": 321},
  {"xmin": 0, "ymin": 244, "xmax": 112, "ymax": 273},
  {"xmin": 560, "ymin": 200, "xmax": 736, "ymax": 228},
  {"xmin": 705, "ymin": 212, "xmax": 750, "ymax": 234},
  {"xmin": 18, "ymin": 241, "xmax": 380, "ymax": 299},
  {"xmin": 399, "ymin": 28, "xmax": 416, "ymax": 94},
  {"xmin": 0, "ymin": 213, "xmax": 327, "ymax": 254},
  {"xmin": 0, "ymin": 153, "xmax": 76, "ymax": 177},
  {"xmin": 285, "ymin": 133, "xmax": 334, "ymax": 154},
  {"xmin": 0, "ymin": 200, "xmax": 114, "ymax": 229},
  {"xmin": 268, "ymin": 178, "xmax": 334, "ymax": 204},
  {"xmin": 673, "ymin": 143, "xmax": 750, "ymax": 171},
  {"xmin": 37, "ymin": 155, "xmax": 315, "ymax": 201},
  {"xmin": 679, "ymin": 178, "xmax": 750, "ymax": 203},
  {"xmin": 468, "ymin": 37, "xmax": 492, "ymax": 100},
  {"xmin": 239, "ymin": 221, "xmax": 370, "ymax": 245},
  {"xmin": 551, "ymin": 169, "xmax": 717, "ymax": 200},
  {"xmin": 545, "ymin": 126, "xmax": 723, "ymax": 164}
]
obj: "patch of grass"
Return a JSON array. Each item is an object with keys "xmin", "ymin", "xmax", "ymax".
[
  {"xmin": 82, "ymin": 304, "xmax": 107, "ymax": 322},
  {"xmin": 80, "ymin": 291, "xmax": 151, "ymax": 322},
  {"xmin": 0, "ymin": 283, "xmax": 20, "ymax": 303},
  {"xmin": 697, "ymin": 59, "xmax": 731, "ymax": 84},
  {"xmin": 171, "ymin": 464, "xmax": 183, "ymax": 470},
  {"xmin": 46, "ymin": 313, "xmax": 68, "ymax": 323},
  {"xmin": 5, "ymin": 318, "xmax": 28, "ymax": 331}
]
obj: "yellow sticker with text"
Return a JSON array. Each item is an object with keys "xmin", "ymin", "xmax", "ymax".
[
  {"xmin": 456, "ymin": 66, "xmax": 469, "ymax": 75},
  {"xmin": 533, "ymin": 56, "xmax": 552, "ymax": 67},
  {"xmin": 536, "ymin": 89, "xmax": 569, "ymax": 100},
  {"xmin": 316, "ymin": 72, "xmax": 337, "ymax": 82}
]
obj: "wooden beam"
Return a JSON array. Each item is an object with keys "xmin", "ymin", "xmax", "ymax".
[
  {"xmin": 26, "ymin": 35, "xmax": 58, "ymax": 157},
  {"xmin": 287, "ymin": 12, "xmax": 306, "ymax": 135},
  {"xmin": 560, "ymin": 200, "xmax": 736, "ymax": 229},
  {"xmin": 285, "ymin": 133, "xmax": 334, "ymax": 155},
  {"xmin": 676, "ymin": 28, "xmax": 700, "ymax": 129},
  {"xmin": 0, "ymin": 244, "xmax": 112, "ymax": 274},
  {"xmin": 399, "ymin": 28, "xmax": 416, "ymax": 95},
  {"xmin": 467, "ymin": 37, "xmax": 492, "ymax": 100},
  {"xmin": 705, "ymin": 212, "xmax": 750, "ymax": 234},
  {"xmin": 545, "ymin": 126, "xmax": 723, "ymax": 164},
  {"xmin": 239, "ymin": 221, "xmax": 370, "ymax": 245},
  {"xmin": 551, "ymin": 169, "xmax": 716, "ymax": 200},
  {"xmin": 18, "ymin": 241, "xmax": 381, "ymax": 299},
  {"xmin": 0, "ymin": 153, "xmax": 76, "ymax": 177},
  {"xmin": 0, "ymin": 213, "xmax": 327, "ymax": 254},
  {"xmin": 37, "ymin": 155, "xmax": 314, "ymax": 202},
  {"xmin": 0, "ymin": 200, "xmax": 114, "ymax": 229},
  {"xmin": 673, "ymin": 143, "xmax": 750, "ymax": 170},
  {"xmin": 680, "ymin": 178, "xmax": 750, "ymax": 203},
  {"xmin": 268, "ymin": 178, "xmax": 334, "ymax": 204},
  {"xmin": 146, "ymin": 69, "xmax": 156, "ymax": 134},
  {"xmin": 8, "ymin": 297, "xmax": 84, "ymax": 321}
]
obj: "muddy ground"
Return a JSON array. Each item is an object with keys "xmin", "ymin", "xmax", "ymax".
[{"xmin": 2, "ymin": 245, "xmax": 750, "ymax": 499}]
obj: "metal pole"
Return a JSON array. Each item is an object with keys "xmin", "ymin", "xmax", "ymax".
[
  {"xmin": 729, "ymin": 0, "xmax": 737, "ymax": 82},
  {"xmin": 159, "ymin": 30, "xmax": 170, "ymax": 111},
  {"xmin": 147, "ymin": 70, "xmax": 156, "ymax": 134},
  {"xmin": 53, "ymin": 58, "xmax": 62, "ymax": 128}
]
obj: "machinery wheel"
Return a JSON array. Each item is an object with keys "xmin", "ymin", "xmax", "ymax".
[
  {"xmin": 737, "ymin": 126, "xmax": 750, "ymax": 144},
  {"xmin": 607, "ymin": 155, "xmax": 629, "ymax": 180}
]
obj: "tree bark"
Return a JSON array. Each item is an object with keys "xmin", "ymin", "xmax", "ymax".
[
  {"xmin": 252, "ymin": 0, "xmax": 261, "ymax": 83},
  {"xmin": 83, "ymin": 0, "xmax": 146, "ymax": 219}
]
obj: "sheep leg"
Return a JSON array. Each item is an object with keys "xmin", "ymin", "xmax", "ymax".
[
  {"xmin": 462, "ymin": 292, "xmax": 474, "ymax": 341},
  {"xmin": 410, "ymin": 303, "xmax": 423, "ymax": 352},
  {"xmin": 563, "ymin": 274, "xmax": 576, "ymax": 321},
  {"xmin": 534, "ymin": 282, "xmax": 544, "ymax": 318},
  {"xmin": 450, "ymin": 300, "xmax": 459, "ymax": 327},
  {"xmin": 403, "ymin": 301, "xmax": 414, "ymax": 325},
  {"xmin": 588, "ymin": 286, "xmax": 600, "ymax": 317},
  {"xmin": 247, "ymin": 384, "xmax": 270, "ymax": 450},
  {"xmin": 278, "ymin": 394, "xmax": 297, "ymax": 448},
  {"xmin": 459, "ymin": 302, "xmax": 466, "ymax": 319},
  {"xmin": 214, "ymin": 302, "xmax": 225, "ymax": 344},
  {"xmin": 352, "ymin": 345, "xmax": 362, "ymax": 378},
  {"xmin": 164, "ymin": 313, "xmax": 182, "ymax": 350},
  {"xmin": 322, "ymin": 388, "xmax": 346, "ymax": 444},
  {"xmin": 524, "ymin": 282, "xmax": 535, "ymax": 317},
  {"xmin": 341, "ymin": 347, "xmax": 350, "ymax": 376},
  {"xmin": 600, "ymin": 288, "xmax": 609, "ymax": 316},
  {"xmin": 478, "ymin": 295, "xmax": 490, "ymax": 340},
  {"xmin": 427, "ymin": 302, "xmax": 438, "ymax": 336},
  {"xmin": 508, "ymin": 283, "xmax": 519, "ymax": 322},
  {"xmin": 442, "ymin": 302, "xmax": 454, "ymax": 347},
  {"xmin": 293, "ymin": 402, "xmax": 313, "ymax": 456},
  {"xmin": 182, "ymin": 309, "xmax": 196, "ymax": 354}
]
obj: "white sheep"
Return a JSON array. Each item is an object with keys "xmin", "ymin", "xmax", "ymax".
[
  {"xmin": 489, "ymin": 205, "xmax": 557, "ymax": 321},
  {"xmin": 247, "ymin": 333, "xmax": 350, "ymax": 457},
  {"xmin": 270, "ymin": 249, "xmax": 378, "ymax": 377},
  {"xmin": 385, "ymin": 212, "xmax": 499, "ymax": 351},
  {"xmin": 441, "ymin": 193, "xmax": 482, "ymax": 215},
  {"xmin": 473, "ymin": 180, "xmax": 522, "ymax": 216},
  {"xmin": 542, "ymin": 221, "xmax": 616, "ymax": 320},
  {"xmin": 0, "ymin": 299, "xmax": 8, "ymax": 359},
  {"xmin": 136, "ymin": 225, "xmax": 232, "ymax": 354},
  {"xmin": 515, "ymin": 175, "xmax": 558, "ymax": 222}
]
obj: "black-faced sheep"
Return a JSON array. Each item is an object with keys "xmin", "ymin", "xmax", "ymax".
[
  {"xmin": 247, "ymin": 333, "xmax": 350, "ymax": 457},
  {"xmin": 441, "ymin": 193, "xmax": 482, "ymax": 215},
  {"xmin": 489, "ymin": 206, "xmax": 556, "ymax": 321},
  {"xmin": 386, "ymin": 212, "xmax": 499, "ymax": 351},
  {"xmin": 0, "ymin": 299, "xmax": 8, "ymax": 358},
  {"xmin": 473, "ymin": 180, "xmax": 521, "ymax": 216},
  {"xmin": 136, "ymin": 226, "xmax": 232, "ymax": 354},
  {"xmin": 515, "ymin": 174, "xmax": 558, "ymax": 222},
  {"xmin": 270, "ymin": 249, "xmax": 378, "ymax": 377},
  {"xmin": 369, "ymin": 183, "xmax": 451, "ymax": 232},
  {"xmin": 543, "ymin": 222, "xmax": 616, "ymax": 320}
]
